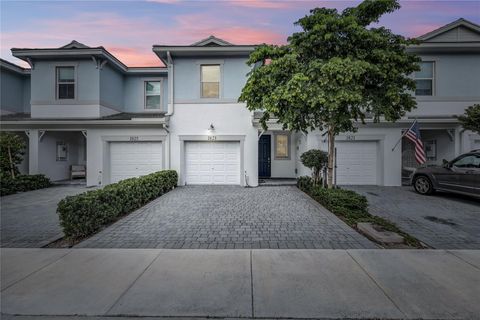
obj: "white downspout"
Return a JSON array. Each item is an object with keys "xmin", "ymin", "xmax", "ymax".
[
  {"xmin": 166, "ymin": 51, "xmax": 174, "ymax": 116},
  {"xmin": 459, "ymin": 128, "xmax": 467, "ymax": 154},
  {"xmin": 165, "ymin": 51, "xmax": 174, "ymax": 170}
]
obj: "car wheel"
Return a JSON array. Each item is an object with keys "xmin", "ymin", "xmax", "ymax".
[{"xmin": 413, "ymin": 176, "xmax": 434, "ymax": 195}]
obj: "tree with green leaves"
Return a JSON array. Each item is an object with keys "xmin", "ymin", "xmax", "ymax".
[
  {"xmin": 0, "ymin": 132, "xmax": 26, "ymax": 178},
  {"xmin": 239, "ymin": 0, "xmax": 420, "ymax": 188},
  {"xmin": 300, "ymin": 149, "xmax": 328, "ymax": 186},
  {"xmin": 458, "ymin": 104, "xmax": 480, "ymax": 134}
]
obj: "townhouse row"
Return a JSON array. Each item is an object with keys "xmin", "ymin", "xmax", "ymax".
[{"xmin": 1, "ymin": 19, "xmax": 479, "ymax": 187}]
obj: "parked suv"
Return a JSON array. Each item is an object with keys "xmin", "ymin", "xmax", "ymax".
[{"xmin": 411, "ymin": 150, "xmax": 480, "ymax": 198}]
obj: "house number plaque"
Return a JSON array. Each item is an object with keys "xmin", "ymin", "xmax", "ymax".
[
  {"xmin": 207, "ymin": 136, "xmax": 217, "ymax": 141},
  {"xmin": 346, "ymin": 135, "xmax": 355, "ymax": 141},
  {"xmin": 129, "ymin": 136, "xmax": 139, "ymax": 141}
]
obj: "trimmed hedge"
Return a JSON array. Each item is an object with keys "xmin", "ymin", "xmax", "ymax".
[
  {"xmin": 1, "ymin": 174, "xmax": 51, "ymax": 196},
  {"xmin": 309, "ymin": 187, "xmax": 370, "ymax": 225},
  {"xmin": 297, "ymin": 176, "xmax": 315, "ymax": 192},
  {"xmin": 297, "ymin": 176, "xmax": 422, "ymax": 247},
  {"xmin": 58, "ymin": 170, "xmax": 178, "ymax": 240}
]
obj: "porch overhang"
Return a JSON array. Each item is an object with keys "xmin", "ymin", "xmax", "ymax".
[
  {"xmin": 253, "ymin": 112, "xmax": 461, "ymax": 131},
  {"xmin": 0, "ymin": 113, "xmax": 169, "ymax": 130},
  {"xmin": 252, "ymin": 120, "xmax": 289, "ymax": 131},
  {"xmin": 252, "ymin": 111, "xmax": 288, "ymax": 131}
]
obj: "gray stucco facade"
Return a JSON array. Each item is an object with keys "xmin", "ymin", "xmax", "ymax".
[
  {"xmin": 124, "ymin": 74, "xmax": 168, "ymax": 113},
  {"xmin": 173, "ymin": 57, "xmax": 250, "ymax": 103},
  {"xmin": 0, "ymin": 64, "xmax": 30, "ymax": 114}
]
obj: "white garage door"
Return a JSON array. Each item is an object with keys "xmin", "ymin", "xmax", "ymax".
[
  {"xmin": 335, "ymin": 141, "xmax": 378, "ymax": 185},
  {"xmin": 185, "ymin": 141, "xmax": 240, "ymax": 185},
  {"xmin": 110, "ymin": 141, "xmax": 163, "ymax": 183}
]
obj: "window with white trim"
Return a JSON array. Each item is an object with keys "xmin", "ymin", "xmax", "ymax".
[
  {"xmin": 201, "ymin": 65, "xmax": 220, "ymax": 98},
  {"xmin": 145, "ymin": 81, "xmax": 161, "ymax": 109},
  {"xmin": 415, "ymin": 61, "xmax": 434, "ymax": 96},
  {"xmin": 56, "ymin": 66, "xmax": 75, "ymax": 99},
  {"xmin": 274, "ymin": 134, "xmax": 290, "ymax": 159},
  {"xmin": 56, "ymin": 141, "xmax": 68, "ymax": 161}
]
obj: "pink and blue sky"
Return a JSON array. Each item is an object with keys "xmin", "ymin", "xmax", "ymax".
[{"xmin": 1, "ymin": 0, "xmax": 479, "ymax": 67}]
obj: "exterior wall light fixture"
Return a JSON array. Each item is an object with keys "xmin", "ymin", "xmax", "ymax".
[{"xmin": 207, "ymin": 124, "xmax": 215, "ymax": 135}]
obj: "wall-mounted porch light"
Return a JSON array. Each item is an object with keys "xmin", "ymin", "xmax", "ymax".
[{"xmin": 207, "ymin": 123, "xmax": 215, "ymax": 135}]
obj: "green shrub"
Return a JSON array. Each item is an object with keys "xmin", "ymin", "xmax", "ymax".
[
  {"xmin": 300, "ymin": 149, "xmax": 328, "ymax": 185},
  {"xmin": 58, "ymin": 170, "xmax": 178, "ymax": 240},
  {"xmin": 309, "ymin": 187, "xmax": 369, "ymax": 225},
  {"xmin": 297, "ymin": 176, "xmax": 314, "ymax": 192},
  {"xmin": 0, "ymin": 173, "xmax": 51, "ymax": 196},
  {"xmin": 0, "ymin": 132, "xmax": 26, "ymax": 178},
  {"xmin": 298, "ymin": 182, "xmax": 422, "ymax": 247}
]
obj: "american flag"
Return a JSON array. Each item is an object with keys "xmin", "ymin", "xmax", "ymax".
[{"xmin": 405, "ymin": 121, "xmax": 426, "ymax": 164}]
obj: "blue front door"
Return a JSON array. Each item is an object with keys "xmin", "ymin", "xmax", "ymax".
[{"xmin": 258, "ymin": 135, "xmax": 271, "ymax": 178}]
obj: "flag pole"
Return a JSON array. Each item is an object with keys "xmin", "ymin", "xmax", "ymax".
[{"xmin": 391, "ymin": 120, "xmax": 417, "ymax": 152}]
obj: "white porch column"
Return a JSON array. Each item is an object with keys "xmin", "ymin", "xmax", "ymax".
[
  {"xmin": 454, "ymin": 127, "xmax": 461, "ymax": 157},
  {"xmin": 27, "ymin": 129, "xmax": 39, "ymax": 174}
]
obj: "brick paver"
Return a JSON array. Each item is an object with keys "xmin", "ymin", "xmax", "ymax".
[
  {"xmin": 77, "ymin": 186, "xmax": 376, "ymax": 249},
  {"xmin": 0, "ymin": 185, "xmax": 90, "ymax": 248},
  {"xmin": 345, "ymin": 186, "xmax": 480, "ymax": 249}
]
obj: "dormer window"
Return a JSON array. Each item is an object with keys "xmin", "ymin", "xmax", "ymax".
[
  {"xmin": 201, "ymin": 65, "xmax": 220, "ymax": 98},
  {"xmin": 415, "ymin": 62, "xmax": 434, "ymax": 96},
  {"xmin": 145, "ymin": 81, "xmax": 161, "ymax": 109},
  {"xmin": 56, "ymin": 66, "xmax": 75, "ymax": 99}
]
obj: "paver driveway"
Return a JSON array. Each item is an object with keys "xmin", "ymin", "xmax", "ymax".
[
  {"xmin": 78, "ymin": 186, "xmax": 376, "ymax": 249},
  {"xmin": 1, "ymin": 185, "xmax": 90, "ymax": 248},
  {"xmin": 346, "ymin": 186, "xmax": 480, "ymax": 249}
]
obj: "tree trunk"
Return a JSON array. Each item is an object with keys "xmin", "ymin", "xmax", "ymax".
[
  {"xmin": 327, "ymin": 127, "xmax": 335, "ymax": 188},
  {"xmin": 7, "ymin": 146, "xmax": 15, "ymax": 179},
  {"xmin": 313, "ymin": 167, "xmax": 319, "ymax": 185}
]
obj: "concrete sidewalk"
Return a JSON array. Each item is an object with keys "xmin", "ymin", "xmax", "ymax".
[{"xmin": 1, "ymin": 249, "xmax": 479, "ymax": 319}]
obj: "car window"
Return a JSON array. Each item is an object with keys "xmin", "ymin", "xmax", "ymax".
[{"xmin": 452, "ymin": 155, "xmax": 480, "ymax": 168}]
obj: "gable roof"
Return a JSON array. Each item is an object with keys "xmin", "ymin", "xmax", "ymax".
[
  {"xmin": 191, "ymin": 36, "xmax": 233, "ymax": 47},
  {"xmin": 417, "ymin": 18, "xmax": 480, "ymax": 42},
  {"xmin": 153, "ymin": 36, "xmax": 256, "ymax": 64},
  {"xmin": 11, "ymin": 41, "xmax": 166, "ymax": 73},
  {"xmin": 60, "ymin": 40, "xmax": 91, "ymax": 49},
  {"xmin": 409, "ymin": 18, "xmax": 480, "ymax": 53}
]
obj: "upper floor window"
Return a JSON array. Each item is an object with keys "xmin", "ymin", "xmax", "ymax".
[
  {"xmin": 145, "ymin": 81, "xmax": 161, "ymax": 109},
  {"xmin": 415, "ymin": 61, "xmax": 434, "ymax": 96},
  {"xmin": 201, "ymin": 65, "xmax": 220, "ymax": 98},
  {"xmin": 56, "ymin": 66, "xmax": 75, "ymax": 99}
]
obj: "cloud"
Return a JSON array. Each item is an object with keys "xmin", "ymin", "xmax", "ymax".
[
  {"xmin": 224, "ymin": 0, "xmax": 293, "ymax": 9},
  {"xmin": 145, "ymin": 0, "xmax": 343, "ymax": 10},
  {"xmin": 171, "ymin": 13, "xmax": 285, "ymax": 44},
  {"xmin": 0, "ymin": 13, "xmax": 159, "ymax": 66},
  {"xmin": 403, "ymin": 23, "xmax": 443, "ymax": 38},
  {"xmin": 107, "ymin": 46, "xmax": 162, "ymax": 67},
  {"xmin": 146, "ymin": 0, "xmax": 295, "ymax": 9},
  {"xmin": 2, "ymin": 0, "xmax": 476, "ymax": 67},
  {"xmin": 146, "ymin": 0, "xmax": 181, "ymax": 3},
  {"xmin": 216, "ymin": 27, "xmax": 285, "ymax": 44},
  {"xmin": 0, "ymin": 11, "xmax": 285, "ymax": 67}
]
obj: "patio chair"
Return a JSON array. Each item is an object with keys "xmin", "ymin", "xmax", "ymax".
[{"xmin": 70, "ymin": 165, "xmax": 86, "ymax": 180}]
